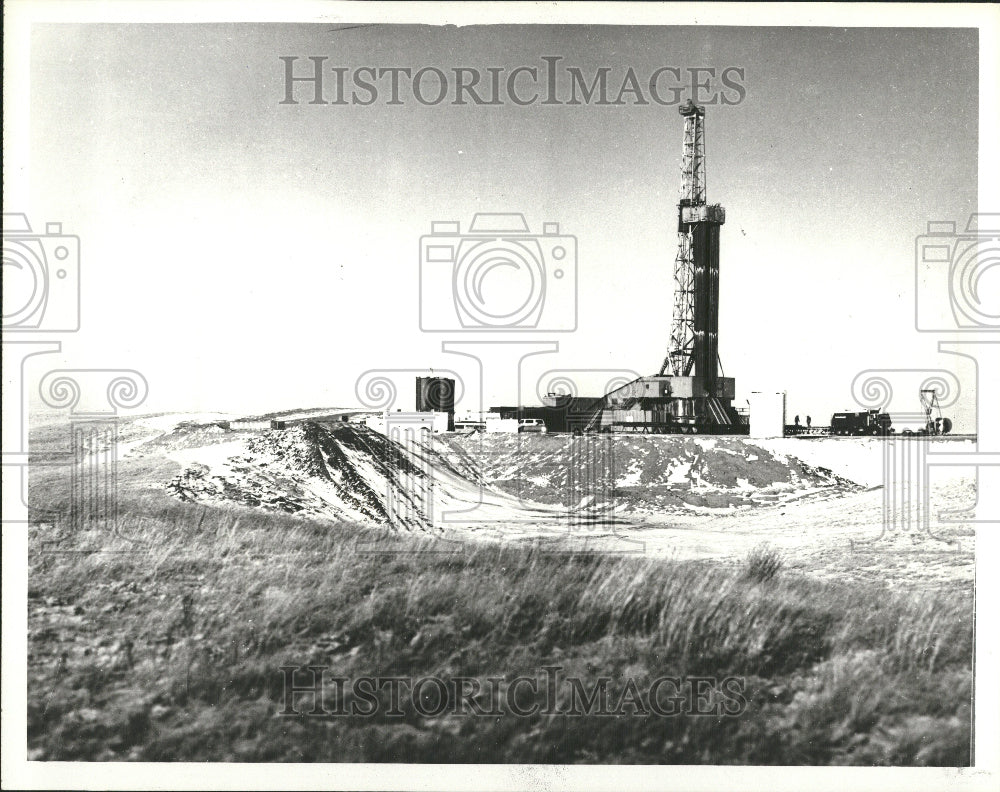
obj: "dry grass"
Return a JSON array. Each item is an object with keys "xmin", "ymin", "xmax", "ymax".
[
  {"xmin": 26, "ymin": 484, "xmax": 973, "ymax": 764},
  {"xmin": 744, "ymin": 543, "xmax": 784, "ymax": 583}
]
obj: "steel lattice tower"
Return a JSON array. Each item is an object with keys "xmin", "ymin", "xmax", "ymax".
[
  {"xmin": 659, "ymin": 100, "xmax": 724, "ymax": 385},
  {"xmin": 596, "ymin": 100, "xmax": 742, "ymax": 435}
]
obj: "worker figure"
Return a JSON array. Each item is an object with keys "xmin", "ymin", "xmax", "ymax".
[
  {"xmin": 807, "ymin": 415, "xmax": 812, "ymax": 428},
  {"xmin": 794, "ymin": 415, "xmax": 801, "ymax": 427}
]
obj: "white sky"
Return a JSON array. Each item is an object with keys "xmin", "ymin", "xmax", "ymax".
[{"xmin": 7, "ymin": 16, "xmax": 994, "ymax": 431}]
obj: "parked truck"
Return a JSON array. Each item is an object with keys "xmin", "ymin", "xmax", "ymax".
[{"xmin": 830, "ymin": 409, "xmax": 893, "ymax": 436}]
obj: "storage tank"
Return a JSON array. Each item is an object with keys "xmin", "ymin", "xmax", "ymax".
[{"xmin": 415, "ymin": 376, "xmax": 456, "ymax": 430}]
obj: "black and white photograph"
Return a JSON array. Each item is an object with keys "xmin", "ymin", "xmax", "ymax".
[{"xmin": 3, "ymin": 2, "xmax": 999, "ymax": 790}]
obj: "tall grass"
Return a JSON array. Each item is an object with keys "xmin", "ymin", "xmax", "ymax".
[
  {"xmin": 27, "ymin": 492, "xmax": 973, "ymax": 764},
  {"xmin": 744, "ymin": 543, "xmax": 784, "ymax": 583}
]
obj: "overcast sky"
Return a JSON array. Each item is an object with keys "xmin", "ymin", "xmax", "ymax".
[{"xmin": 22, "ymin": 23, "xmax": 981, "ymax": 427}]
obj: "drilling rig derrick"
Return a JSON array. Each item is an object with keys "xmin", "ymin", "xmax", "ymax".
[{"xmin": 598, "ymin": 100, "xmax": 747, "ymax": 434}]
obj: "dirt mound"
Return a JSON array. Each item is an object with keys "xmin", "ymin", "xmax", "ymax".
[
  {"xmin": 444, "ymin": 434, "xmax": 861, "ymax": 511},
  {"xmin": 165, "ymin": 424, "xmax": 391, "ymax": 523},
  {"xmin": 157, "ymin": 421, "xmax": 865, "ymax": 527}
]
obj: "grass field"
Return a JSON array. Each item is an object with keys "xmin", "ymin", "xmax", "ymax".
[{"xmin": 27, "ymin": 483, "xmax": 973, "ymax": 764}]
